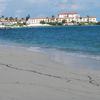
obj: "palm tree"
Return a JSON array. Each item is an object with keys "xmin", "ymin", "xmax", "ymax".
[
  {"xmin": 62, "ymin": 19, "xmax": 66, "ymax": 24},
  {"xmin": 87, "ymin": 15, "xmax": 90, "ymax": 23},
  {"xmin": 51, "ymin": 15, "xmax": 55, "ymax": 20},
  {"xmin": 1, "ymin": 16, "xmax": 5, "ymax": 20},
  {"xmin": 51, "ymin": 15, "xmax": 55, "ymax": 23},
  {"xmin": 9, "ymin": 17, "xmax": 14, "ymax": 21},
  {"xmin": 1, "ymin": 16, "xmax": 4, "ymax": 18},
  {"xmin": 5, "ymin": 17, "xmax": 8, "ymax": 20},
  {"xmin": 26, "ymin": 14, "xmax": 30, "ymax": 21},
  {"xmin": 21, "ymin": 18, "xmax": 24, "ymax": 20},
  {"xmin": 46, "ymin": 17, "xmax": 49, "ymax": 23},
  {"xmin": 79, "ymin": 17, "xmax": 82, "ymax": 23},
  {"xmin": 15, "ymin": 17, "xmax": 18, "ymax": 21}
]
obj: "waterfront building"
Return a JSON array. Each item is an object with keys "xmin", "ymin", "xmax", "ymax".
[
  {"xmin": 58, "ymin": 12, "xmax": 80, "ymax": 18},
  {"xmin": 0, "ymin": 20, "xmax": 17, "ymax": 25},
  {"xmin": 79, "ymin": 16, "xmax": 97, "ymax": 23},
  {"xmin": 27, "ymin": 18, "xmax": 47, "ymax": 24},
  {"xmin": 26, "ymin": 12, "xmax": 97, "ymax": 25}
]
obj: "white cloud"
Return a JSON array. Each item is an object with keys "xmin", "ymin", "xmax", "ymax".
[
  {"xmin": 0, "ymin": 0, "xmax": 99, "ymax": 18},
  {"xmin": 26, "ymin": 0, "xmax": 48, "ymax": 4},
  {"xmin": 55, "ymin": 0, "xmax": 100, "ymax": 11},
  {"xmin": 15, "ymin": 10, "xmax": 24, "ymax": 17},
  {"xmin": 56, "ymin": 0, "xmax": 67, "ymax": 8},
  {"xmin": 0, "ymin": 0, "xmax": 7, "ymax": 15},
  {"xmin": 71, "ymin": 4, "xmax": 79, "ymax": 10}
]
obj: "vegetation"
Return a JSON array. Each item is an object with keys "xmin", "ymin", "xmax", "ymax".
[
  {"xmin": 40, "ymin": 20, "xmax": 45, "ymax": 24},
  {"xmin": 0, "ymin": 15, "xmax": 30, "ymax": 27},
  {"xmin": 96, "ymin": 21, "xmax": 100, "ymax": 25},
  {"xmin": 78, "ymin": 22, "xmax": 97, "ymax": 26},
  {"xmin": 46, "ymin": 22, "xmax": 63, "ymax": 26},
  {"xmin": 0, "ymin": 14, "xmax": 99, "ymax": 27},
  {"xmin": 78, "ymin": 22, "xmax": 88, "ymax": 25},
  {"xmin": 5, "ymin": 17, "xmax": 8, "ymax": 20},
  {"xmin": 40, "ymin": 19, "xmax": 98, "ymax": 26},
  {"xmin": 71, "ymin": 20, "xmax": 76, "ymax": 24},
  {"xmin": 26, "ymin": 14, "xmax": 30, "ymax": 21},
  {"xmin": 17, "ymin": 22, "xmax": 25, "ymax": 26},
  {"xmin": 62, "ymin": 20, "xmax": 66, "ymax": 24},
  {"xmin": 9, "ymin": 17, "xmax": 14, "ymax": 21}
]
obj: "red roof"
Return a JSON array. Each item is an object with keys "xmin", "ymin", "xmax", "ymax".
[
  {"xmin": 59, "ymin": 12, "xmax": 78, "ymax": 15},
  {"xmin": 30, "ymin": 18, "xmax": 47, "ymax": 20}
]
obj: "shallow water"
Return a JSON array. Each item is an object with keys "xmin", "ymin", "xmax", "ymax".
[{"xmin": 0, "ymin": 26, "xmax": 100, "ymax": 69}]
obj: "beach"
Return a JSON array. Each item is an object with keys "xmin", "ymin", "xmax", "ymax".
[{"xmin": 0, "ymin": 46, "xmax": 100, "ymax": 100}]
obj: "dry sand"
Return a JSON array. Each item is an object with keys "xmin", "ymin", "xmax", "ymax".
[{"xmin": 0, "ymin": 46, "xmax": 100, "ymax": 100}]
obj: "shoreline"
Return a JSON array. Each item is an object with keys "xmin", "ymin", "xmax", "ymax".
[
  {"xmin": 0, "ymin": 24, "xmax": 52, "ymax": 29},
  {"xmin": 0, "ymin": 46, "xmax": 100, "ymax": 100},
  {"xmin": 0, "ymin": 44, "xmax": 100, "ymax": 70},
  {"xmin": 0, "ymin": 24, "xmax": 100, "ymax": 29}
]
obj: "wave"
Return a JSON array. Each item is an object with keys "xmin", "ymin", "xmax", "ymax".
[
  {"xmin": 27, "ymin": 46, "xmax": 46, "ymax": 53},
  {"xmin": 0, "ymin": 43, "xmax": 100, "ymax": 70},
  {"xmin": 27, "ymin": 46, "xmax": 100, "ymax": 70},
  {"xmin": 27, "ymin": 46, "xmax": 100, "ymax": 61}
]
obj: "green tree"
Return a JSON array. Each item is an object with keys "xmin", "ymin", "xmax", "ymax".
[
  {"xmin": 9, "ymin": 17, "xmax": 14, "ymax": 21},
  {"xmin": 71, "ymin": 20, "xmax": 76, "ymax": 23},
  {"xmin": 5, "ymin": 17, "xmax": 8, "ymax": 20},
  {"xmin": 26, "ymin": 14, "xmax": 30, "ymax": 21},
  {"xmin": 40, "ymin": 20, "xmax": 45, "ymax": 24},
  {"xmin": 62, "ymin": 19, "xmax": 66, "ymax": 24},
  {"xmin": 87, "ymin": 16, "xmax": 90, "ymax": 23},
  {"xmin": 1, "ymin": 16, "xmax": 4, "ymax": 19},
  {"xmin": 51, "ymin": 15, "xmax": 55, "ymax": 21},
  {"xmin": 15, "ymin": 17, "xmax": 18, "ymax": 21},
  {"xmin": 21, "ymin": 18, "xmax": 24, "ymax": 20},
  {"xmin": 96, "ymin": 22, "xmax": 100, "ymax": 25}
]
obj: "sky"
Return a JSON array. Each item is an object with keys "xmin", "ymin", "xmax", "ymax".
[{"xmin": 0, "ymin": 0, "xmax": 100, "ymax": 20}]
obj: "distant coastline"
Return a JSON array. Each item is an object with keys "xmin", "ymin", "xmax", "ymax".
[{"xmin": 0, "ymin": 12, "xmax": 100, "ymax": 28}]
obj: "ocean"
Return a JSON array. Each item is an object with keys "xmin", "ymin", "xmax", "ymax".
[{"xmin": 0, "ymin": 26, "xmax": 100, "ymax": 69}]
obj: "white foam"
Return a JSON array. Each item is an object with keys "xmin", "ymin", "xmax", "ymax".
[
  {"xmin": 42, "ymin": 48, "xmax": 100, "ymax": 65},
  {"xmin": 27, "ymin": 47, "xmax": 45, "ymax": 53}
]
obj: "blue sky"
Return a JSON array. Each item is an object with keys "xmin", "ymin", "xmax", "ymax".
[{"xmin": 0, "ymin": 0, "xmax": 100, "ymax": 20}]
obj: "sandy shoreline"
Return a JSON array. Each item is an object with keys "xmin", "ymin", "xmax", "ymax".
[{"xmin": 0, "ymin": 46, "xmax": 100, "ymax": 100}]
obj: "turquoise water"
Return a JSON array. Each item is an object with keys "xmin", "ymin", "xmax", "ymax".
[{"xmin": 0, "ymin": 26, "xmax": 100, "ymax": 61}]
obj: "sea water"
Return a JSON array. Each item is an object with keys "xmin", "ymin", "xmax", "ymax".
[{"xmin": 0, "ymin": 26, "xmax": 100, "ymax": 69}]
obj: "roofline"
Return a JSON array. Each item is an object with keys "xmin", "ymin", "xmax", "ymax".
[
  {"xmin": 28, "ymin": 17, "xmax": 96, "ymax": 20},
  {"xmin": 58, "ymin": 12, "xmax": 78, "ymax": 15}
]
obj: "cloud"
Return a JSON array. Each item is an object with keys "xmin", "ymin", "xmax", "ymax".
[
  {"xmin": 26, "ymin": 0, "xmax": 48, "ymax": 4},
  {"xmin": 71, "ymin": 4, "xmax": 79, "ymax": 10},
  {"xmin": 54, "ymin": 0, "xmax": 100, "ymax": 11},
  {"xmin": 0, "ymin": 0, "xmax": 100, "ymax": 19},
  {"xmin": 54, "ymin": 0, "xmax": 68, "ymax": 10},
  {"xmin": 0, "ymin": 0, "xmax": 7, "ymax": 15},
  {"xmin": 15, "ymin": 10, "xmax": 24, "ymax": 17}
]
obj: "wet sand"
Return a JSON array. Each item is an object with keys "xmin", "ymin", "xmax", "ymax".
[{"xmin": 0, "ymin": 47, "xmax": 100, "ymax": 100}]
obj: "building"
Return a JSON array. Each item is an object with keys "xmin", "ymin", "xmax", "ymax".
[
  {"xmin": 58, "ymin": 12, "xmax": 80, "ymax": 18},
  {"xmin": 26, "ymin": 12, "xmax": 97, "ymax": 25},
  {"xmin": 27, "ymin": 18, "xmax": 48, "ymax": 25},
  {"xmin": 26, "ymin": 17, "xmax": 58, "ymax": 25},
  {"xmin": 0, "ymin": 20, "xmax": 17, "ymax": 25},
  {"xmin": 58, "ymin": 12, "xmax": 97, "ymax": 23}
]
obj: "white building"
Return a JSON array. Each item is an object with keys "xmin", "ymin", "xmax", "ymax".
[
  {"xmin": 77, "ymin": 17, "xmax": 97, "ymax": 23},
  {"xmin": 27, "ymin": 12, "xmax": 97, "ymax": 25},
  {"xmin": 0, "ymin": 20, "xmax": 17, "ymax": 25},
  {"xmin": 26, "ymin": 17, "xmax": 58, "ymax": 25},
  {"xmin": 58, "ymin": 12, "xmax": 97, "ymax": 23},
  {"xmin": 58, "ymin": 12, "xmax": 80, "ymax": 18},
  {"xmin": 87, "ymin": 17, "xmax": 97, "ymax": 22},
  {"xmin": 27, "ymin": 18, "xmax": 48, "ymax": 25}
]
